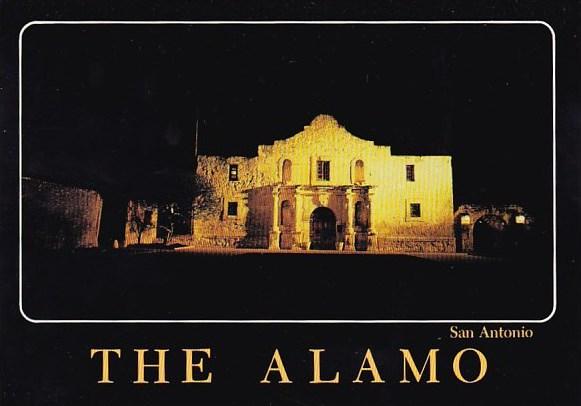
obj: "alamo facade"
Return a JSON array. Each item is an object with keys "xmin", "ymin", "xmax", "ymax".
[{"xmin": 193, "ymin": 114, "xmax": 455, "ymax": 252}]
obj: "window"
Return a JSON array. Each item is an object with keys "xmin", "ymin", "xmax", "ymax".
[
  {"xmin": 227, "ymin": 202, "xmax": 238, "ymax": 217},
  {"xmin": 406, "ymin": 164, "xmax": 415, "ymax": 182},
  {"xmin": 460, "ymin": 214, "xmax": 471, "ymax": 225},
  {"xmin": 410, "ymin": 203, "xmax": 421, "ymax": 218},
  {"xmin": 229, "ymin": 164, "xmax": 238, "ymax": 181},
  {"xmin": 354, "ymin": 160, "xmax": 365, "ymax": 184},
  {"xmin": 282, "ymin": 159, "xmax": 292, "ymax": 184},
  {"xmin": 317, "ymin": 160, "xmax": 330, "ymax": 181},
  {"xmin": 280, "ymin": 200, "xmax": 292, "ymax": 225}
]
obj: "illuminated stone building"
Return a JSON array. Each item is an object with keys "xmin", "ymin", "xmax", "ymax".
[{"xmin": 193, "ymin": 115, "xmax": 455, "ymax": 252}]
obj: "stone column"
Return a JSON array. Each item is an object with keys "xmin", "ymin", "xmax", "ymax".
[
  {"xmin": 344, "ymin": 188, "xmax": 355, "ymax": 251},
  {"xmin": 268, "ymin": 186, "xmax": 281, "ymax": 249},
  {"xmin": 367, "ymin": 188, "xmax": 378, "ymax": 251},
  {"xmin": 293, "ymin": 187, "xmax": 303, "ymax": 249},
  {"xmin": 465, "ymin": 225, "xmax": 475, "ymax": 254}
]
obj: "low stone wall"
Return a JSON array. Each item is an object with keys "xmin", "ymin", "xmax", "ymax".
[
  {"xmin": 195, "ymin": 236, "xmax": 241, "ymax": 248},
  {"xmin": 187, "ymin": 234, "xmax": 455, "ymax": 253},
  {"xmin": 193, "ymin": 234, "xmax": 269, "ymax": 249},
  {"xmin": 166, "ymin": 234, "xmax": 194, "ymax": 246},
  {"xmin": 376, "ymin": 236, "xmax": 456, "ymax": 253}
]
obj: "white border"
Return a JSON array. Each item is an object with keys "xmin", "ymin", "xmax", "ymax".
[{"xmin": 19, "ymin": 20, "xmax": 557, "ymax": 324}]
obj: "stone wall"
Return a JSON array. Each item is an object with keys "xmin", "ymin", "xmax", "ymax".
[
  {"xmin": 193, "ymin": 115, "xmax": 455, "ymax": 252},
  {"xmin": 454, "ymin": 204, "xmax": 532, "ymax": 254},
  {"xmin": 376, "ymin": 236, "xmax": 456, "ymax": 253},
  {"xmin": 22, "ymin": 177, "xmax": 103, "ymax": 250}
]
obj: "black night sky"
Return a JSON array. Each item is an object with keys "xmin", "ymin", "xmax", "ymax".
[{"xmin": 21, "ymin": 23, "xmax": 553, "ymax": 216}]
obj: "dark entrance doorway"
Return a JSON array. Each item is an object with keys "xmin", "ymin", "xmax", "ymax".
[
  {"xmin": 309, "ymin": 207, "xmax": 336, "ymax": 250},
  {"xmin": 473, "ymin": 215, "xmax": 506, "ymax": 256}
]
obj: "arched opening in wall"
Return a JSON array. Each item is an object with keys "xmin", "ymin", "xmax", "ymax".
[
  {"xmin": 354, "ymin": 201, "xmax": 368, "ymax": 228},
  {"xmin": 280, "ymin": 200, "xmax": 292, "ymax": 226},
  {"xmin": 279, "ymin": 200, "xmax": 293, "ymax": 249},
  {"xmin": 309, "ymin": 207, "xmax": 336, "ymax": 250},
  {"xmin": 354, "ymin": 160, "xmax": 365, "ymax": 184},
  {"xmin": 503, "ymin": 214, "xmax": 531, "ymax": 256},
  {"xmin": 354, "ymin": 201, "xmax": 368, "ymax": 251},
  {"xmin": 473, "ymin": 215, "xmax": 507, "ymax": 256},
  {"xmin": 282, "ymin": 159, "xmax": 292, "ymax": 184}
]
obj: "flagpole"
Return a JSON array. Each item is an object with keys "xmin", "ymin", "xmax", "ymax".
[
  {"xmin": 194, "ymin": 106, "xmax": 199, "ymax": 159},
  {"xmin": 192, "ymin": 105, "xmax": 199, "ymax": 239}
]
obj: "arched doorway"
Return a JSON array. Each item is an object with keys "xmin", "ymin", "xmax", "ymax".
[
  {"xmin": 310, "ymin": 207, "xmax": 336, "ymax": 250},
  {"xmin": 473, "ymin": 215, "xmax": 506, "ymax": 256},
  {"xmin": 280, "ymin": 200, "xmax": 292, "ymax": 226},
  {"xmin": 279, "ymin": 200, "xmax": 293, "ymax": 249}
]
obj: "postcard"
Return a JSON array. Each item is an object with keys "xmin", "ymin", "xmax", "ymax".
[{"xmin": 1, "ymin": 2, "xmax": 579, "ymax": 405}]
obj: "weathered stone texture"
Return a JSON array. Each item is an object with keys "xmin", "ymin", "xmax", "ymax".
[
  {"xmin": 193, "ymin": 115, "xmax": 455, "ymax": 252},
  {"xmin": 377, "ymin": 237, "xmax": 456, "ymax": 253},
  {"xmin": 454, "ymin": 204, "xmax": 532, "ymax": 254},
  {"xmin": 22, "ymin": 177, "xmax": 103, "ymax": 249}
]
